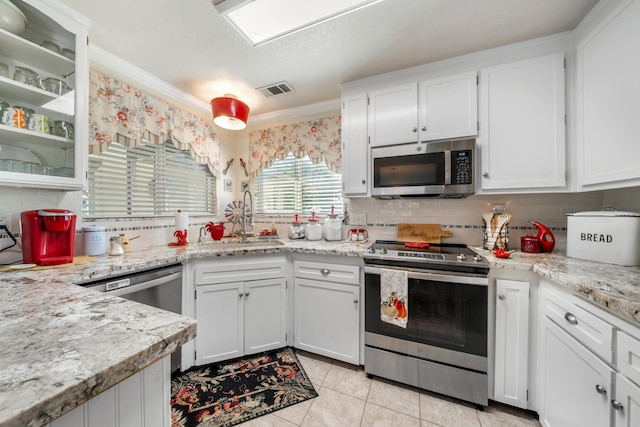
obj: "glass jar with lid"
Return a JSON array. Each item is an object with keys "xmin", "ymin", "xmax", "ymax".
[
  {"xmin": 323, "ymin": 205, "xmax": 342, "ymax": 241},
  {"xmin": 288, "ymin": 214, "xmax": 305, "ymax": 239},
  {"xmin": 305, "ymin": 211, "xmax": 322, "ymax": 241}
]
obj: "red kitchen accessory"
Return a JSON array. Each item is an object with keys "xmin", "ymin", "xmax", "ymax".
[
  {"xmin": 21, "ymin": 209, "xmax": 76, "ymax": 265},
  {"xmin": 493, "ymin": 249, "xmax": 511, "ymax": 258},
  {"xmin": 404, "ymin": 242, "xmax": 430, "ymax": 248},
  {"xmin": 205, "ymin": 221, "xmax": 225, "ymax": 240},
  {"xmin": 531, "ymin": 221, "xmax": 555, "ymax": 252},
  {"xmin": 520, "ymin": 235, "xmax": 541, "ymax": 253}
]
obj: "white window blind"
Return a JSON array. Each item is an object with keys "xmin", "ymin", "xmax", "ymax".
[
  {"xmin": 254, "ymin": 153, "xmax": 342, "ymax": 215},
  {"xmin": 83, "ymin": 140, "xmax": 215, "ymax": 218}
]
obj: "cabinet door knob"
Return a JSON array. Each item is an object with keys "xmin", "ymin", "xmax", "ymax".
[
  {"xmin": 564, "ymin": 312, "xmax": 578, "ymax": 325},
  {"xmin": 595, "ymin": 384, "xmax": 607, "ymax": 395},
  {"xmin": 483, "ymin": 172, "xmax": 489, "ymax": 178},
  {"xmin": 498, "ymin": 294, "xmax": 506, "ymax": 300},
  {"xmin": 320, "ymin": 269, "xmax": 330, "ymax": 276},
  {"xmin": 239, "ymin": 292, "xmax": 244, "ymax": 298},
  {"xmin": 245, "ymin": 291, "xmax": 250, "ymax": 297},
  {"xmin": 421, "ymin": 126, "xmax": 426, "ymax": 131},
  {"xmin": 361, "ymin": 179, "xmax": 366, "ymax": 185},
  {"xmin": 412, "ymin": 127, "xmax": 417, "ymax": 132},
  {"xmin": 611, "ymin": 400, "xmax": 623, "ymax": 411}
]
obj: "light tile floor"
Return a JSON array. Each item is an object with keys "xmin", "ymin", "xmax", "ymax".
[{"xmin": 238, "ymin": 351, "xmax": 541, "ymax": 427}]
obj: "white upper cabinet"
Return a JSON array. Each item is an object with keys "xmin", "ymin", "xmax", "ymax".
[
  {"xmin": 419, "ymin": 71, "xmax": 478, "ymax": 142},
  {"xmin": 0, "ymin": 0, "xmax": 89, "ymax": 190},
  {"xmin": 368, "ymin": 83, "xmax": 418, "ymax": 147},
  {"xmin": 367, "ymin": 72, "xmax": 478, "ymax": 148},
  {"xmin": 479, "ymin": 53, "xmax": 566, "ymax": 191},
  {"xmin": 342, "ymin": 93, "xmax": 369, "ymax": 197},
  {"xmin": 576, "ymin": 0, "xmax": 640, "ymax": 190}
]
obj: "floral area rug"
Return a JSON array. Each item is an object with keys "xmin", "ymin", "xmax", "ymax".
[{"xmin": 171, "ymin": 347, "xmax": 318, "ymax": 427}]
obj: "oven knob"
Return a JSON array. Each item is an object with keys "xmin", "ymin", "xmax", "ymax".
[
  {"xmin": 368, "ymin": 247, "xmax": 376, "ymax": 254},
  {"xmin": 473, "ymin": 254, "xmax": 483, "ymax": 262},
  {"xmin": 380, "ymin": 248, "xmax": 388, "ymax": 255},
  {"xmin": 456, "ymin": 253, "xmax": 466, "ymax": 261}
]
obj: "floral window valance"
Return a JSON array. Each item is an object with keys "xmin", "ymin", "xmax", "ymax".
[
  {"xmin": 88, "ymin": 71, "xmax": 220, "ymax": 176},
  {"xmin": 248, "ymin": 116, "xmax": 341, "ymax": 179}
]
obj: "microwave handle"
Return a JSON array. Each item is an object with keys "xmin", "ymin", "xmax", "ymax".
[{"xmin": 444, "ymin": 150, "xmax": 451, "ymax": 185}]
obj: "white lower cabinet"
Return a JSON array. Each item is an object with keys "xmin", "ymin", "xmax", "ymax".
[
  {"xmin": 48, "ymin": 356, "xmax": 171, "ymax": 427},
  {"xmin": 538, "ymin": 281, "xmax": 640, "ymax": 427},
  {"xmin": 494, "ymin": 279, "xmax": 530, "ymax": 409},
  {"xmin": 614, "ymin": 374, "xmax": 640, "ymax": 427},
  {"xmin": 193, "ymin": 257, "xmax": 287, "ymax": 365},
  {"xmin": 539, "ymin": 318, "xmax": 613, "ymax": 427},
  {"xmin": 293, "ymin": 259, "xmax": 361, "ymax": 364}
]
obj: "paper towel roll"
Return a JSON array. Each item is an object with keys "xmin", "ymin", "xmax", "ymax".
[{"xmin": 175, "ymin": 210, "xmax": 188, "ymax": 233}]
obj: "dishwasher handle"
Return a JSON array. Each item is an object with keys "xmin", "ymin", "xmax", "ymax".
[{"xmin": 105, "ymin": 272, "xmax": 181, "ymax": 297}]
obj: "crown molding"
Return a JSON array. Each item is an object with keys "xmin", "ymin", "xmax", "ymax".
[
  {"xmin": 247, "ymin": 98, "xmax": 341, "ymax": 126},
  {"xmin": 89, "ymin": 45, "xmax": 212, "ymax": 117}
]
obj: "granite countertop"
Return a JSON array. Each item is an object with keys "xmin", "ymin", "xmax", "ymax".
[
  {"xmin": 0, "ymin": 238, "xmax": 369, "ymax": 427},
  {"xmin": 1, "ymin": 238, "xmax": 639, "ymax": 426},
  {"xmin": 478, "ymin": 248, "xmax": 640, "ymax": 324}
]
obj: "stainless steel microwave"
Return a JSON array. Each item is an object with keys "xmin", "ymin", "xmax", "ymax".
[{"xmin": 371, "ymin": 139, "xmax": 476, "ymax": 199}]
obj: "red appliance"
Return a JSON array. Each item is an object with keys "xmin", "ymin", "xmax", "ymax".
[
  {"xmin": 21, "ymin": 209, "xmax": 76, "ymax": 266},
  {"xmin": 531, "ymin": 221, "xmax": 556, "ymax": 252}
]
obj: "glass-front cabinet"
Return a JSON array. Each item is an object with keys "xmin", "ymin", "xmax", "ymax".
[{"xmin": 0, "ymin": 0, "xmax": 88, "ymax": 190}]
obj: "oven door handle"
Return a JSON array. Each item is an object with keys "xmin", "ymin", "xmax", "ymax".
[
  {"xmin": 105, "ymin": 272, "xmax": 181, "ymax": 297},
  {"xmin": 365, "ymin": 266, "xmax": 487, "ymax": 286}
]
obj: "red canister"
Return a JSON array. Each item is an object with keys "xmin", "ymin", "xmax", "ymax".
[{"xmin": 521, "ymin": 235, "xmax": 541, "ymax": 253}]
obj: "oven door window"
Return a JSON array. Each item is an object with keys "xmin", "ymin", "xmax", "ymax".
[
  {"xmin": 373, "ymin": 152, "xmax": 445, "ymax": 188},
  {"xmin": 365, "ymin": 273, "xmax": 487, "ymax": 357}
]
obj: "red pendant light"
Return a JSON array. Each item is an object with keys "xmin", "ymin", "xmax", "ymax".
[{"xmin": 210, "ymin": 94, "xmax": 250, "ymax": 130}]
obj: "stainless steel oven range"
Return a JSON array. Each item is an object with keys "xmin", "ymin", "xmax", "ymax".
[{"xmin": 363, "ymin": 240, "xmax": 490, "ymax": 406}]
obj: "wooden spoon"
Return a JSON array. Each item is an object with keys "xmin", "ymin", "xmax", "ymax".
[
  {"xmin": 482, "ymin": 212, "xmax": 494, "ymax": 249},
  {"xmin": 493, "ymin": 213, "xmax": 512, "ymax": 247}
]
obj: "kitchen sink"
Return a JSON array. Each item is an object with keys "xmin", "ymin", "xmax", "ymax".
[{"xmin": 194, "ymin": 240, "xmax": 284, "ymax": 249}]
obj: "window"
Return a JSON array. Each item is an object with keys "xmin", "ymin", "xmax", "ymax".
[
  {"xmin": 83, "ymin": 140, "xmax": 216, "ymax": 218},
  {"xmin": 254, "ymin": 153, "xmax": 342, "ymax": 215}
]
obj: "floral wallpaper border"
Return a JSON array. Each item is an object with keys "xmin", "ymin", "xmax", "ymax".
[
  {"xmin": 88, "ymin": 71, "xmax": 220, "ymax": 176},
  {"xmin": 248, "ymin": 116, "xmax": 341, "ymax": 179}
]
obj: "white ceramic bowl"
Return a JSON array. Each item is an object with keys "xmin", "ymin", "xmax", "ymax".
[{"xmin": 0, "ymin": 0, "xmax": 27, "ymax": 35}]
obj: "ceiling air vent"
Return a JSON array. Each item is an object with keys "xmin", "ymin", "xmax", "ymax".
[{"xmin": 256, "ymin": 81, "xmax": 295, "ymax": 98}]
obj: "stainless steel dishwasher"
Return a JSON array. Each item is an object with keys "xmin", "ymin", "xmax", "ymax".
[{"xmin": 80, "ymin": 264, "xmax": 183, "ymax": 372}]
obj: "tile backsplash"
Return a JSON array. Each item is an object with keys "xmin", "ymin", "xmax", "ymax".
[
  {"xmin": 346, "ymin": 188, "xmax": 640, "ymax": 251},
  {"xmin": 1, "ymin": 185, "xmax": 639, "ymax": 265}
]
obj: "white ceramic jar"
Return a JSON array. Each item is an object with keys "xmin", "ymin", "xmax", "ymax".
[{"xmin": 81, "ymin": 225, "xmax": 106, "ymax": 256}]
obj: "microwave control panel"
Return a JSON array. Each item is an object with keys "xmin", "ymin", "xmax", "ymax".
[{"xmin": 452, "ymin": 150, "xmax": 473, "ymax": 185}]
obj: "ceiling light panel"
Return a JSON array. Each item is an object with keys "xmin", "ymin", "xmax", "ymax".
[{"xmin": 215, "ymin": 0, "xmax": 381, "ymax": 46}]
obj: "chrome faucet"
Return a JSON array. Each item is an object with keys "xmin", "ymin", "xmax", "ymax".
[{"xmin": 242, "ymin": 190, "xmax": 254, "ymax": 243}]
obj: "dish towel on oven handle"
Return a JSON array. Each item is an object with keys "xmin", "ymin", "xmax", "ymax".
[{"xmin": 380, "ymin": 268, "xmax": 408, "ymax": 328}]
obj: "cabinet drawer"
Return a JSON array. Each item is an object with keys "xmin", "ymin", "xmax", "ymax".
[
  {"xmin": 194, "ymin": 258, "xmax": 286, "ymax": 285},
  {"xmin": 294, "ymin": 260, "xmax": 360, "ymax": 285},
  {"xmin": 542, "ymin": 287, "xmax": 613, "ymax": 363},
  {"xmin": 618, "ymin": 331, "xmax": 640, "ymax": 387}
]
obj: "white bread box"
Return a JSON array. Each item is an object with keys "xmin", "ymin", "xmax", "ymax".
[{"xmin": 567, "ymin": 211, "xmax": 640, "ymax": 266}]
